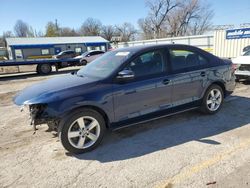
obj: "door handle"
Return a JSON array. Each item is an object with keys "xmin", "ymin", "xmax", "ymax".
[
  {"xmin": 162, "ymin": 79, "xmax": 170, "ymax": 85},
  {"xmin": 200, "ymin": 71, "xmax": 206, "ymax": 77}
]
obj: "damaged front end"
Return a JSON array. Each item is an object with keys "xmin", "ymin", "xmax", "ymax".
[{"xmin": 21, "ymin": 104, "xmax": 59, "ymax": 133}]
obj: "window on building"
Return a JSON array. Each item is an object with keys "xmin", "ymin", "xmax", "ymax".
[
  {"xmin": 75, "ymin": 47, "xmax": 82, "ymax": 53},
  {"xmin": 15, "ymin": 49, "xmax": 23, "ymax": 59},
  {"xmin": 101, "ymin": 46, "xmax": 106, "ymax": 51},
  {"xmin": 41, "ymin": 49, "xmax": 49, "ymax": 55}
]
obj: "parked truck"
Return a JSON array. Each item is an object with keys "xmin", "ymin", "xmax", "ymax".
[{"xmin": 0, "ymin": 58, "xmax": 81, "ymax": 75}]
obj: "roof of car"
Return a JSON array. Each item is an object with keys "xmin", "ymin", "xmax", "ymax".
[{"xmin": 114, "ymin": 44, "xmax": 199, "ymax": 53}]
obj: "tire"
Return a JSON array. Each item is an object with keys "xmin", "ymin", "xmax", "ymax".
[
  {"xmin": 80, "ymin": 59, "xmax": 87, "ymax": 66},
  {"xmin": 200, "ymin": 84, "xmax": 224, "ymax": 114},
  {"xmin": 36, "ymin": 64, "xmax": 52, "ymax": 75},
  {"xmin": 58, "ymin": 109, "xmax": 106, "ymax": 154}
]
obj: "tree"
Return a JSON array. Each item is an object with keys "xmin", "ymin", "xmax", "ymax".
[
  {"xmin": 80, "ymin": 18, "xmax": 102, "ymax": 36},
  {"xmin": 101, "ymin": 25, "xmax": 116, "ymax": 41},
  {"xmin": 116, "ymin": 23, "xmax": 137, "ymax": 42},
  {"xmin": 45, "ymin": 21, "xmax": 60, "ymax": 37},
  {"xmin": 167, "ymin": 0, "xmax": 213, "ymax": 36},
  {"xmin": 139, "ymin": 0, "xmax": 214, "ymax": 39},
  {"xmin": 138, "ymin": 18, "xmax": 155, "ymax": 40},
  {"xmin": 13, "ymin": 20, "xmax": 34, "ymax": 37},
  {"xmin": 60, "ymin": 27, "xmax": 79, "ymax": 36},
  {"xmin": 187, "ymin": 2, "xmax": 214, "ymax": 35},
  {"xmin": 139, "ymin": 0, "xmax": 180, "ymax": 39},
  {"xmin": 0, "ymin": 31, "xmax": 13, "ymax": 47}
]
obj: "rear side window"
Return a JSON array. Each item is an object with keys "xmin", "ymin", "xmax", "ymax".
[{"xmin": 169, "ymin": 49, "xmax": 208, "ymax": 71}]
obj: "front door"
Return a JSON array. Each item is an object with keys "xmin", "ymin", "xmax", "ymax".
[{"xmin": 112, "ymin": 49, "xmax": 172, "ymax": 122}]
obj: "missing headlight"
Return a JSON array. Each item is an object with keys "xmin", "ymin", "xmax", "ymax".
[{"xmin": 26, "ymin": 104, "xmax": 47, "ymax": 133}]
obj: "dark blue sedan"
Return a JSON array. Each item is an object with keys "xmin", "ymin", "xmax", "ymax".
[{"xmin": 14, "ymin": 44, "xmax": 236, "ymax": 153}]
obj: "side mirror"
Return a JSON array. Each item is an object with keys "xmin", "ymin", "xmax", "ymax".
[{"xmin": 116, "ymin": 69, "xmax": 135, "ymax": 81}]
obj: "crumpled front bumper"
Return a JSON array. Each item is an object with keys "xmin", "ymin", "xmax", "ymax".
[{"xmin": 21, "ymin": 104, "xmax": 59, "ymax": 133}]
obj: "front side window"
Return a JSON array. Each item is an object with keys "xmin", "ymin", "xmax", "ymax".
[
  {"xmin": 170, "ymin": 49, "xmax": 208, "ymax": 71},
  {"xmin": 124, "ymin": 50, "xmax": 165, "ymax": 78}
]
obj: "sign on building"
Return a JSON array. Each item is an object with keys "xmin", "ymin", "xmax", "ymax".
[{"xmin": 226, "ymin": 28, "xmax": 250, "ymax": 39}]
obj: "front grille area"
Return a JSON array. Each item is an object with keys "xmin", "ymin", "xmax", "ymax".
[{"xmin": 239, "ymin": 65, "xmax": 250, "ymax": 71}]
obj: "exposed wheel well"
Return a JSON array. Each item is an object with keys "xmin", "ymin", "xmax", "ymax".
[
  {"xmin": 69, "ymin": 106, "xmax": 110, "ymax": 129},
  {"xmin": 210, "ymin": 81, "xmax": 226, "ymax": 97}
]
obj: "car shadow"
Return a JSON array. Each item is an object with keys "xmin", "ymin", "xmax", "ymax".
[
  {"xmin": 0, "ymin": 68, "xmax": 80, "ymax": 81},
  {"xmin": 70, "ymin": 95, "xmax": 250, "ymax": 163}
]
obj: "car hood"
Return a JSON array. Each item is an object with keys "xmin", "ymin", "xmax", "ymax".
[
  {"xmin": 14, "ymin": 74, "xmax": 99, "ymax": 106},
  {"xmin": 232, "ymin": 56, "xmax": 250, "ymax": 65}
]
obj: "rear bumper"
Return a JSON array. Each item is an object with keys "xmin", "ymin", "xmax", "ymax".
[{"xmin": 225, "ymin": 77, "xmax": 236, "ymax": 97}]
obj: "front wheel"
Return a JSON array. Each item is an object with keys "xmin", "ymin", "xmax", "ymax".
[
  {"xmin": 59, "ymin": 109, "xmax": 106, "ymax": 154},
  {"xmin": 201, "ymin": 85, "xmax": 224, "ymax": 114}
]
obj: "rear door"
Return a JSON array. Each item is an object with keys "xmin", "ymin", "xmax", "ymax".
[
  {"xmin": 112, "ymin": 49, "xmax": 173, "ymax": 122},
  {"xmin": 168, "ymin": 47, "xmax": 209, "ymax": 107}
]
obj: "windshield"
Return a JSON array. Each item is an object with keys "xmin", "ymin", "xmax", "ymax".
[
  {"xmin": 243, "ymin": 50, "xmax": 250, "ymax": 56},
  {"xmin": 77, "ymin": 50, "xmax": 132, "ymax": 78},
  {"xmin": 80, "ymin": 51, "xmax": 90, "ymax": 57}
]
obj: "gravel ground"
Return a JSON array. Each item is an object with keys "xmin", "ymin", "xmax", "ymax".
[{"xmin": 0, "ymin": 70, "xmax": 250, "ymax": 188}]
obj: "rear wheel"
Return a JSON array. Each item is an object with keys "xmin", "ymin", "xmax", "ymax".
[
  {"xmin": 36, "ymin": 64, "xmax": 52, "ymax": 75},
  {"xmin": 201, "ymin": 84, "xmax": 224, "ymax": 114},
  {"xmin": 80, "ymin": 59, "xmax": 87, "ymax": 66},
  {"xmin": 59, "ymin": 109, "xmax": 106, "ymax": 154}
]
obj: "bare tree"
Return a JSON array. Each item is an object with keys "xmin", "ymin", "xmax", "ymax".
[
  {"xmin": 139, "ymin": 0, "xmax": 180, "ymax": 39},
  {"xmin": 169, "ymin": 0, "xmax": 213, "ymax": 36},
  {"xmin": 187, "ymin": 3, "xmax": 214, "ymax": 35},
  {"xmin": 101, "ymin": 25, "xmax": 116, "ymax": 41},
  {"xmin": 1, "ymin": 31, "xmax": 14, "ymax": 47},
  {"xmin": 13, "ymin": 20, "xmax": 33, "ymax": 37},
  {"xmin": 138, "ymin": 18, "xmax": 155, "ymax": 40},
  {"xmin": 116, "ymin": 23, "xmax": 137, "ymax": 42},
  {"xmin": 139, "ymin": 0, "xmax": 213, "ymax": 38},
  {"xmin": 80, "ymin": 18, "xmax": 102, "ymax": 36}
]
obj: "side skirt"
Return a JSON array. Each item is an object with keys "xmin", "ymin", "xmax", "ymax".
[{"xmin": 110, "ymin": 101, "xmax": 201, "ymax": 131}]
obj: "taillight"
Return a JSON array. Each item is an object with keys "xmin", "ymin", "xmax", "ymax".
[{"xmin": 231, "ymin": 64, "xmax": 237, "ymax": 72}]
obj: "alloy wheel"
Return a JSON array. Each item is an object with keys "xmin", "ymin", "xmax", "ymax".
[
  {"xmin": 206, "ymin": 89, "xmax": 222, "ymax": 111},
  {"xmin": 67, "ymin": 116, "xmax": 100, "ymax": 149}
]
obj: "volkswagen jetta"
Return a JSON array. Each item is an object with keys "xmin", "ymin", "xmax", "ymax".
[{"xmin": 14, "ymin": 44, "xmax": 236, "ymax": 154}]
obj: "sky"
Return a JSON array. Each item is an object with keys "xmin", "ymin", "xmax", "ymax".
[{"xmin": 0, "ymin": 0, "xmax": 250, "ymax": 34}]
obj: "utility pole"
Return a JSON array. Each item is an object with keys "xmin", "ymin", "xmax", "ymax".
[{"xmin": 55, "ymin": 19, "xmax": 59, "ymax": 35}]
